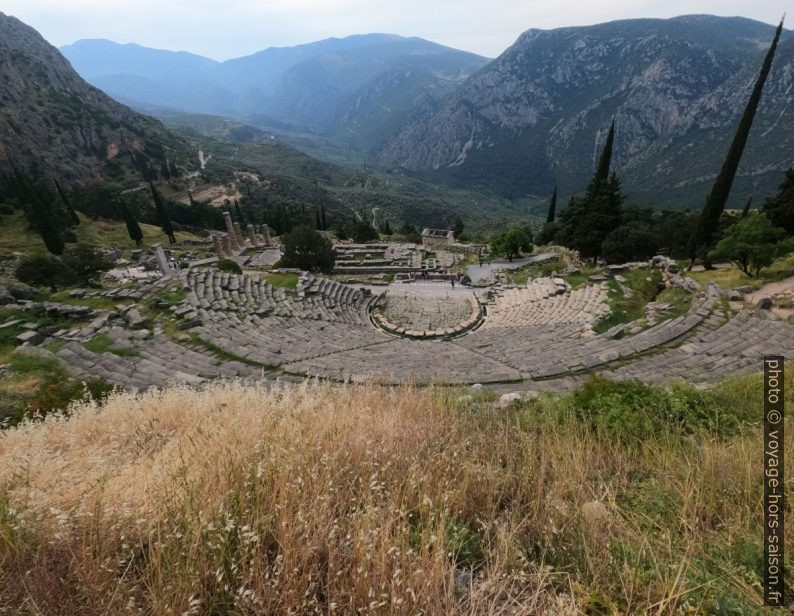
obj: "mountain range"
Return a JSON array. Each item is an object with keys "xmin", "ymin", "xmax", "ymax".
[
  {"xmin": 61, "ymin": 35, "xmax": 487, "ymax": 156},
  {"xmin": 60, "ymin": 16, "xmax": 794, "ymax": 209}
]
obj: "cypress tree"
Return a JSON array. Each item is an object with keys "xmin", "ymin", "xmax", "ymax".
[
  {"xmin": 320, "ymin": 202, "xmax": 327, "ymax": 230},
  {"xmin": 120, "ymin": 201, "xmax": 144, "ymax": 247},
  {"xmin": 547, "ymin": 185, "xmax": 558, "ymax": 223},
  {"xmin": 10, "ymin": 169, "xmax": 65, "ymax": 255},
  {"xmin": 593, "ymin": 122, "xmax": 615, "ymax": 187},
  {"xmin": 315, "ymin": 209, "xmax": 322, "ymax": 230},
  {"xmin": 149, "ymin": 181, "xmax": 175, "ymax": 244},
  {"xmin": 54, "ymin": 179, "xmax": 80, "ymax": 226},
  {"xmin": 741, "ymin": 196, "xmax": 753, "ymax": 219},
  {"xmin": 687, "ymin": 18, "xmax": 784, "ymax": 263},
  {"xmin": 234, "ymin": 199, "xmax": 246, "ymax": 226}
]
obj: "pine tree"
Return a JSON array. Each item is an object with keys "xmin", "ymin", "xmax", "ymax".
[
  {"xmin": 149, "ymin": 181, "xmax": 175, "ymax": 244},
  {"xmin": 546, "ymin": 185, "xmax": 558, "ymax": 223},
  {"xmin": 54, "ymin": 179, "xmax": 80, "ymax": 226},
  {"xmin": 687, "ymin": 18, "xmax": 785, "ymax": 263},
  {"xmin": 120, "ymin": 201, "xmax": 144, "ymax": 247}
]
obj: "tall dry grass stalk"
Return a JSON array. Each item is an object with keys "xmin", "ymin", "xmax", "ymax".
[{"xmin": 0, "ymin": 379, "xmax": 788, "ymax": 614}]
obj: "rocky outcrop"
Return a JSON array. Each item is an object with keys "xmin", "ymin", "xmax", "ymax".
[{"xmin": 0, "ymin": 12, "xmax": 188, "ymax": 182}]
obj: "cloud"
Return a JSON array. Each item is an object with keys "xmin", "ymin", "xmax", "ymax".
[{"xmin": 3, "ymin": 0, "xmax": 788, "ymax": 60}]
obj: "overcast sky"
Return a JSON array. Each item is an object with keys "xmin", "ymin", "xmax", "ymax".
[{"xmin": 3, "ymin": 0, "xmax": 788, "ymax": 60}]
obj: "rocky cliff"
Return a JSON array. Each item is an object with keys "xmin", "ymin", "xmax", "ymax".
[{"xmin": 0, "ymin": 13, "xmax": 188, "ymax": 183}]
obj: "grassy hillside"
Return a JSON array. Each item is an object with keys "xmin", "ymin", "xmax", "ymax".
[
  {"xmin": 0, "ymin": 211, "xmax": 204, "ymax": 260},
  {"xmin": 0, "ymin": 374, "xmax": 790, "ymax": 613}
]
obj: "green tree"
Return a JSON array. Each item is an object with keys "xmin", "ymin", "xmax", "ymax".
[
  {"xmin": 234, "ymin": 199, "xmax": 247, "ymax": 226},
  {"xmin": 762, "ymin": 168, "xmax": 794, "ymax": 234},
  {"xmin": 54, "ymin": 179, "xmax": 80, "ymax": 226},
  {"xmin": 491, "ymin": 227, "xmax": 532, "ymax": 262},
  {"xmin": 149, "ymin": 181, "xmax": 176, "ymax": 244},
  {"xmin": 546, "ymin": 185, "xmax": 558, "ymax": 223},
  {"xmin": 350, "ymin": 220, "xmax": 379, "ymax": 243},
  {"xmin": 382, "ymin": 220, "xmax": 393, "ymax": 235},
  {"xmin": 62, "ymin": 244, "xmax": 113, "ymax": 284},
  {"xmin": 601, "ymin": 222, "xmax": 659, "ymax": 264},
  {"xmin": 452, "ymin": 216, "xmax": 465, "ymax": 238},
  {"xmin": 594, "ymin": 122, "xmax": 615, "ymax": 185},
  {"xmin": 555, "ymin": 124, "xmax": 623, "ymax": 262},
  {"xmin": 687, "ymin": 19, "xmax": 785, "ymax": 264},
  {"xmin": 15, "ymin": 255, "xmax": 76, "ymax": 291},
  {"xmin": 709, "ymin": 214, "xmax": 793, "ymax": 277},
  {"xmin": 119, "ymin": 201, "xmax": 144, "ymax": 247},
  {"xmin": 280, "ymin": 225, "xmax": 335, "ymax": 273}
]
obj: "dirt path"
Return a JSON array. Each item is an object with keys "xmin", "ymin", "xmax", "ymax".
[{"xmin": 745, "ymin": 274, "xmax": 794, "ymax": 319}]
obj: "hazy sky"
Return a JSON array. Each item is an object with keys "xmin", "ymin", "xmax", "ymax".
[{"xmin": 3, "ymin": 0, "xmax": 788, "ymax": 60}]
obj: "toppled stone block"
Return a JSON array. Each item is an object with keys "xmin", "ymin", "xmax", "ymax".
[
  {"xmin": 16, "ymin": 330, "xmax": 42, "ymax": 346},
  {"xmin": 126, "ymin": 308, "xmax": 151, "ymax": 330}
]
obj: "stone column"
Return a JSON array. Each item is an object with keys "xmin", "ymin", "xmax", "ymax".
[
  {"xmin": 233, "ymin": 222, "xmax": 245, "ymax": 247},
  {"xmin": 212, "ymin": 233, "xmax": 227, "ymax": 259},
  {"xmin": 246, "ymin": 224, "xmax": 259, "ymax": 247},
  {"xmin": 221, "ymin": 234, "xmax": 232, "ymax": 256},
  {"xmin": 153, "ymin": 243, "xmax": 173, "ymax": 278},
  {"xmin": 261, "ymin": 224, "xmax": 272, "ymax": 246},
  {"xmin": 223, "ymin": 212, "xmax": 240, "ymax": 252}
]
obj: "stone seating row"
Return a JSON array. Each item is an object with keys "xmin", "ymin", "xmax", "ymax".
[
  {"xmin": 50, "ymin": 328, "xmax": 262, "ymax": 390},
  {"xmin": 484, "ymin": 283, "xmax": 609, "ymax": 329}
]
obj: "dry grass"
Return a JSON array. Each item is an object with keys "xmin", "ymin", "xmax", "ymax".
[{"xmin": 0, "ymin": 378, "xmax": 789, "ymax": 614}]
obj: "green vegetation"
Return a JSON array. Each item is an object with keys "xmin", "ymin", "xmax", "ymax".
[
  {"xmin": 278, "ymin": 225, "xmax": 335, "ymax": 273},
  {"xmin": 710, "ymin": 213, "xmax": 793, "ymax": 277},
  {"xmin": 149, "ymin": 180, "xmax": 176, "ymax": 244},
  {"xmin": 763, "ymin": 168, "xmax": 794, "ymax": 234},
  {"xmin": 593, "ymin": 269, "xmax": 663, "ymax": 334},
  {"xmin": 490, "ymin": 226, "xmax": 533, "ymax": 262},
  {"xmin": 14, "ymin": 254, "xmax": 76, "ymax": 291},
  {"xmin": 0, "ymin": 351, "xmax": 114, "ymax": 426},
  {"xmin": 654, "ymin": 286, "xmax": 694, "ymax": 320},
  {"xmin": 82, "ymin": 333, "xmax": 138, "ymax": 357},
  {"xmin": 217, "ymin": 258, "xmax": 243, "ymax": 274},
  {"xmin": 264, "ymin": 272, "xmax": 300, "ymax": 289},
  {"xmin": 687, "ymin": 252, "xmax": 794, "ymax": 290},
  {"xmin": 506, "ymin": 256, "xmax": 564, "ymax": 285},
  {"xmin": 687, "ymin": 20, "xmax": 784, "ymax": 261},
  {"xmin": 554, "ymin": 122, "xmax": 623, "ymax": 263}
]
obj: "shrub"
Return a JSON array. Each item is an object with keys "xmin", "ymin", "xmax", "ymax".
[
  {"xmin": 62, "ymin": 243, "xmax": 113, "ymax": 283},
  {"xmin": 15, "ymin": 254, "xmax": 76, "ymax": 291},
  {"xmin": 217, "ymin": 259, "xmax": 242, "ymax": 274},
  {"xmin": 567, "ymin": 377, "xmax": 742, "ymax": 443}
]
